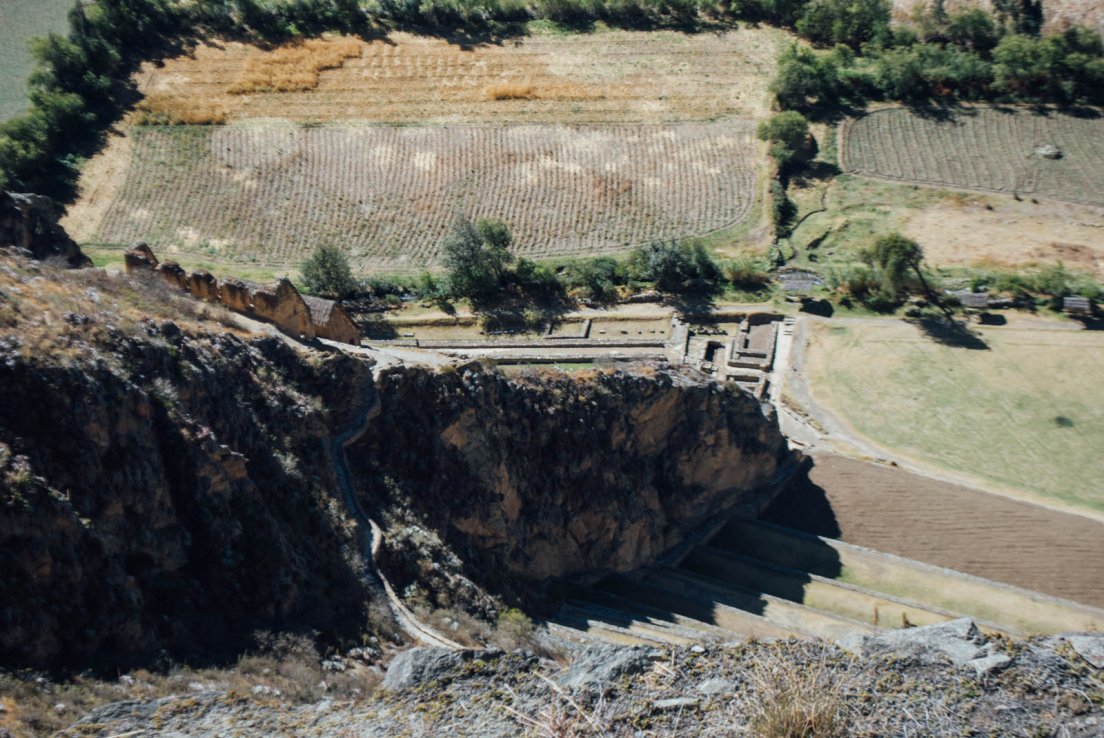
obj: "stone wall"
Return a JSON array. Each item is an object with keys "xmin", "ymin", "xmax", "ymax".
[{"xmin": 122, "ymin": 243, "xmax": 359, "ymax": 345}]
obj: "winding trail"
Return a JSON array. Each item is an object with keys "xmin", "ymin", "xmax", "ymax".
[{"xmin": 328, "ymin": 377, "xmax": 463, "ymax": 650}]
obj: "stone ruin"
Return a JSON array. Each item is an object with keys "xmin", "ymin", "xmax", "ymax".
[
  {"xmin": 1, "ymin": 188, "xmax": 91, "ymax": 268},
  {"xmin": 122, "ymin": 243, "xmax": 360, "ymax": 345}
]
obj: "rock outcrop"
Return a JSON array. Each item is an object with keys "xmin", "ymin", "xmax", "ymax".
[
  {"xmin": 355, "ymin": 365, "xmax": 792, "ymax": 596},
  {"xmin": 0, "ymin": 189, "xmax": 90, "ymax": 267}
]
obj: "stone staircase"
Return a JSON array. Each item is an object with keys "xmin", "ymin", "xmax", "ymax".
[{"xmin": 550, "ymin": 518, "xmax": 1104, "ymax": 646}]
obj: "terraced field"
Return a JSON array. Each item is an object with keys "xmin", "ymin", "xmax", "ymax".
[
  {"xmin": 0, "ymin": 0, "xmax": 73, "ymax": 120},
  {"xmin": 67, "ymin": 28, "xmax": 781, "ymax": 273},
  {"xmin": 80, "ymin": 122, "xmax": 757, "ymax": 271},
  {"xmin": 841, "ymin": 107, "xmax": 1104, "ymax": 207}
]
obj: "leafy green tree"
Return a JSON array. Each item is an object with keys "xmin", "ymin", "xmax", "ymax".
[
  {"xmin": 946, "ymin": 8, "xmax": 1000, "ymax": 52},
  {"xmin": 300, "ymin": 244, "xmax": 359, "ymax": 298},
  {"xmin": 757, "ymin": 111, "xmax": 810, "ymax": 169},
  {"xmin": 771, "ymin": 44, "xmax": 842, "ymax": 111},
  {"xmin": 628, "ymin": 240, "xmax": 720, "ymax": 294},
  {"xmin": 796, "ymin": 0, "xmax": 891, "ymax": 49},
  {"xmin": 869, "ymin": 232, "xmax": 952, "ymax": 316},
  {"xmin": 559, "ymin": 256, "xmax": 624, "ymax": 302},
  {"xmin": 440, "ymin": 216, "xmax": 514, "ymax": 301}
]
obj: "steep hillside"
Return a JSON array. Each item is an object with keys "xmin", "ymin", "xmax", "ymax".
[{"xmin": 0, "ymin": 254, "xmax": 790, "ymax": 672}]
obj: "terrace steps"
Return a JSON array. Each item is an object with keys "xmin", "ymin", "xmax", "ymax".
[{"xmin": 550, "ymin": 518, "xmax": 1104, "ymax": 646}]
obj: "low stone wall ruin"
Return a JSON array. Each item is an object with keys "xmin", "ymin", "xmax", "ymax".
[{"xmin": 122, "ymin": 243, "xmax": 359, "ymax": 345}]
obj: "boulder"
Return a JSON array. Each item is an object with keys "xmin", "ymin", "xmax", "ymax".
[
  {"xmin": 1068, "ymin": 635, "xmax": 1104, "ymax": 668},
  {"xmin": 1035, "ymin": 144, "xmax": 1062, "ymax": 160},
  {"xmin": 845, "ymin": 618, "xmax": 1012, "ymax": 675},
  {"xmin": 382, "ymin": 648, "xmax": 496, "ymax": 690},
  {"xmin": 556, "ymin": 644, "xmax": 659, "ymax": 688},
  {"xmin": 124, "ymin": 243, "xmax": 159, "ymax": 273}
]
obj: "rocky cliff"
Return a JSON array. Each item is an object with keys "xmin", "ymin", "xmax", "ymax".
[
  {"xmin": 0, "ymin": 257, "xmax": 790, "ymax": 672},
  {"xmin": 355, "ymin": 365, "xmax": 790, "ymax": 602}
]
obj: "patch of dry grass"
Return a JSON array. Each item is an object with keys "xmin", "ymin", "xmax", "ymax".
[
  {"xmin": 485, "ymin": 82, "xmax": 537, "ymax": 100},
  {"xmin": 227, "ymin": 37, "xmax": 361, "ymax": 94},
  {"xmin": 746, "ymin": 646, "xmax": 854, "ymax": 738},
  {"xmin": 134, "ymin": 94, "xmax": 228, "ymax": 125}
]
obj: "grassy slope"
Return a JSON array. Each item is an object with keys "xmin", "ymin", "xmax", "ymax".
[
  {"xmin": 804, "ymin": 319, "xmax": 1104, "ymax": 514},
  {"xmin": 0, "ymin": 0, "xmax": 73, "ymax": 121}
]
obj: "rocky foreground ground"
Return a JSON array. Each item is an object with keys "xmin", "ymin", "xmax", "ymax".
[{"xmin": 61, "ymin": 620, "xmax": 1104, "ymax": 737}]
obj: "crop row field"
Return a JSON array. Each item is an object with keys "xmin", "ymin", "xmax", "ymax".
[
  {"xmin": 841, "ymin": 107, "xmax": 1104, "ymax": 207},
  {"xmin": 0, "ymin": 0, "xmax": 73, "ymax": 120},
  {"xmin": 134, "ymin": 28, "xmax": 784, "ymax": 125},
  {"xmin": 75, "ymin": 122, "xmax": 759, "ymax": 271}
]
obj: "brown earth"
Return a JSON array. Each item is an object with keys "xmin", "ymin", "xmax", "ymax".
[
  {"xmin": 761, "ymin": 454, "xmax": 1104, "ymax": 609},
  {"xmin": 133, "ymin": 28, "xmax": 784, "ymax": 125}
]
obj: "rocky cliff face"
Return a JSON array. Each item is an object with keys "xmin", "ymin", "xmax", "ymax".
[
  {"xmin": 0, "ymin": 268, "xmax": 378, "ymax": 669},
  {"xmin": 0, "ymin": 258, "xmax": 790, "ymax": 672},
  {"xmin": 354, "ymin": 366, "xmax": 790, "ymax": 600},
  {"xmin": 0, "ymin": 189, "xmax": 90, "ymax": 267}
]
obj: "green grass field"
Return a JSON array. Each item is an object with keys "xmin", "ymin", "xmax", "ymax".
[
  {"xmin": 804, "ymin": 319, "xmax": 1104, "ymax": 514},
  {"xmin": 0, "ymin": 0, "xmax": 73, "ymax": 120}
]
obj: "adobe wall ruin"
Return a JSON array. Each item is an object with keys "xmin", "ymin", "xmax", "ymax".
[{"xmin": 122, "ymin": 243, "xmax": 359, "ymax": 345}]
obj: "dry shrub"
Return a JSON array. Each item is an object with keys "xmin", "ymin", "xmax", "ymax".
[
  {"xmin": 746, "ymin": 647, "xmax": 853, "ymax": 738},
  {"xmin": 135, "ymin": 94, "xmax": 228, "ymax": 125},
  {"xmin": 486, "ymin": 82, "xmax": 537, "ymax": 100},
  {"xmin": 229, "ymin": 37, "xmax": 362, "ymax": 94}
]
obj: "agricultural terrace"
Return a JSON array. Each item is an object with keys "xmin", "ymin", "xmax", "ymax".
[
  {"xmin": 841, "ymin": 107, "xmax": 1104, "ymax": 208},
  {"xmin": 66, "ymin": 28, "xmax": 783, "ymax": 273},
  {"xmin": 77, "ymin": 123, "xmax": 757, "ymax": 271},
  {"xmin": 0, "ymin": 0, "xmax": 73, "ymax": 120},
  {"xmin": 802, "ymin": 319, "xmax": 1104, "ymax": 515}
]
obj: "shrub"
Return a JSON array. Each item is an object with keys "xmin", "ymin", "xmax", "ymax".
[
  {"xmin": 300, "ymin": 244, "xmax": 359, "ymax": 298},
  {"xmin": 628, "ymin": 240, "xmax": 720, "ymax": 294},
  {"xmin": 440, "ymin": 216, "xmax": 514, "ymax": 301},
  {"xmin": 492, "ymin": 607, "xmax": 538, "ymax": 651},
  {"xmin": 747, "ymin": 647, "xmax": 853, "ymax": 738},
  {"xmin": 722, "ymin": 257, "xmax": 772, "ymax": 291},
  {"xmin": 757, "ymin": 111, "xmax": 811, "ymax": 170}
]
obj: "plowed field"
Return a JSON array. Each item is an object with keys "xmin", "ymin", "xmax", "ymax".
[
  {"xmin": 763, "ymin": 455, "xmax": 1104, "ymax": 609},
  {"xmin": 74, "ymin": 121, "xmax": 758, "ymax": 271},
  {"xmin": 841, "ymin": 107, "xmax": 1104, "ymax": 207}
]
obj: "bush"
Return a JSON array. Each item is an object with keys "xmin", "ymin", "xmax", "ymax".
[
  {"xmin": 757, "ymin": 111, "xmax": 811, "ymax": 170},
  {"xmin": 796, "ymin": 0, "xmax": 891, "ymax": 49},
  {"xmin": 300, "ymin": 244, "xmax": 359, "ymax": 298},
  {"xmin": 722, "ymin": 257, "xmax": 772, "ymax": 291},
  {"xmin": 627, "ymin": 240, "xmax": 720, "ymax": 294},
  {"xmin": 557, "ymin": 256, "xmax": 626, "ymax": 302},
  {"xmin": 771, "ymin": 44, "xmax": 843, "ymax": 111}
]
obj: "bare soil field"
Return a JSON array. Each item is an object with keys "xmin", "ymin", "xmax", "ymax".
[
  {"xmin": 135, "ymin": 28, "xmax": 784, "ymax": 124},
  {"xmin": 840, "ymin": 107, "xmax": 1104, "ymax": 207},
  {"xmin": 0, "ymin": 0, "xmax": 73, "ymax": 120},
  {"xmin": 762, "ymin": 455, "xmax": 1104, "ymax": 609},
  {"xmin": 801, "ymin": 318, "xmax": 1104, "ymax": 514},
  {"xmin": 902, "ymin": 194, "xmax": 1104, "ymax": 278},
  {"xmin": 70, "ymin": 121, "xmax": 758, "ymax": 271}
]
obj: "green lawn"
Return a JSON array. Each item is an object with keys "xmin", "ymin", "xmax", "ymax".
[
  {"xmin": 0, "ymin": 0, "xmax": 73, "ymax": 121},
  {"xmin": 805, "ymin": 319, "xmax": 1104, "ymax": 514}
]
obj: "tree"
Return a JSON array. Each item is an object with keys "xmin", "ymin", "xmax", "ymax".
[
  {"xmin": 796, "ymin": 0, "xmax": 891, "ymax": 49},
  {"xmin": 757, "ymin": 111, "xmax": 810, "ymax": 169},
  {"xmin": 628, "ymin": 240, "xmax": 720, "ymax": 294},
  {"xmin": 771, "ymin": 44, "xmax": 842, "ymax": 111},
  {"xmin": 869, "ymin": 232, "xmax": 952, "ymax": 317},
  {"xmin": 946, "ymin": 8, "xmax": 1000, "ymax": 52},
  {"xmin": 440, "ymin": 216, "xmax": 514, "ymax": 301},
  {"xmin": 300, "ymin": 244, "xmax": 358, "ymax": 298}
]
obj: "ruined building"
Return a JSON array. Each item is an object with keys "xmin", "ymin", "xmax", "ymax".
[{"xmin": 123, "ymin": 243, "xmax": 360, "ymax": 345}]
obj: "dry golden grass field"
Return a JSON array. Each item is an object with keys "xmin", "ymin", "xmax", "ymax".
[
  {"xmin": 802, "ymin": 318, "xmax": 1104, "ymax": 515},
  {"xmin": 66, "ymin": 27, "xmax": 784, "ymax": 273},
  {"xmin": 132, "ymin": 29, "xmax": 783, "ymax": 124},
  {"xmin": 840, "ymin": 107, "xmax": 1104, "ymax": 208}
]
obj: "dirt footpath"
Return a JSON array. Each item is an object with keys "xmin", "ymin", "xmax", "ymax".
[{"xmin": 762, "ymin": 454, "xmax": 1104, "ymax": 609}]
